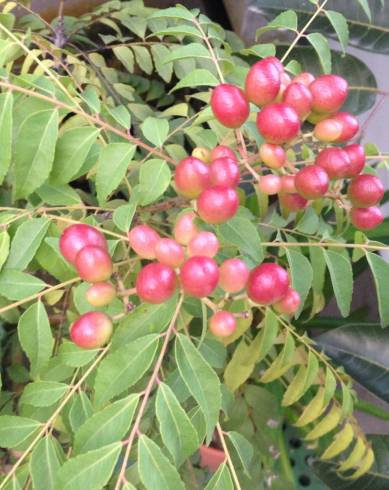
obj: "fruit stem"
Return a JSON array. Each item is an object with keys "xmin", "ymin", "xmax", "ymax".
[{"xmin": 202, "ymin": 297, "xmax": 218, "ymax": 312}]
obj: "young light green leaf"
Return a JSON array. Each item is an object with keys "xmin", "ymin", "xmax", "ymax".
[
  {"xmin": 20, "ymin": 381, "xmax": 67, "ymax": 407},
  {"xmin": 282, "ymin": 351, "xmax": 319, "ymax": 406},
  {"xmin": 138, "ymin": 435, "xmax": 185, "ymax": 490},
  {"xmin": 151, "ymin": 45, "xmax": 173, "ymax": 83},
  {"xmin": 204, "ymin": 463, "xmax": 233, "ymax": 490},
  {"xmin": 141, "ymin": 117, "xmax": 169, "ymax": 147},
  {"xmin": 171, "ymin": 69, "xmax": 219, "ymax": 92},
  {"xmin": 133, "ymin": 45, "xmax": 153, "ymax": 74},
  {"xmin": 256, "ymin": 10, "xmax": 297, "ymax": 38},
  {"xmin": 310, "ymin": 246, "xmax": 326, "ymax": 294},
  {"xmin": 14, "ymin": 109, "xmax": 59, "ymax": 199},
  {"xmin": 107, "ymin": 105, "xmax": 132, "ymax": 129},
  {"xmin": 57, "ymin": 341, "xmax": 98, "ymax": 368},
  {"xmin": 285, "ymin": 248, "xmax": 313, "ymax": 316},
  {"xmin": 18, "ymin": 301, "xmax": 54, "ymax": 378},
  {"xmin": 323, "ymin": 250, "xmax": 353, "ymax": 317},
  {"xmin": 256, "ymin": 308, "xmax": 279, "ymax": 362},
  {"xmin": 325, "ymin": 10, "xmax": 349, "ymax": 54},
  {"xmin": 307, "ymin": 33, "xmax": 331, "ymax": 73},
  {"xmin": 366, "ymin": 252, "xmax": 389, "ymax": 327},
  {"xmin": 175, "ymin": 333, "xmax": 221, "ymax": 444},
  {"xmin": 0, "ymin": 230, "xmax": 10, "ymax": 271},
  {"xmin": 163, "ymin": 43, "xmax": 210, "ymax": 64},
  {"xmin": 54, "ymin": 442, "xmax": 121, "ymax": 490},
  {"xmin": 156, "ymin": 383, "xmax": 199, "ymax": 466},
  {"xmin": 0, "ymin": 416, "xmax": 41, "ymax": 448},
  {"xmin": 139, "ymin": 159, "xmax": 171, "ymax": 205},
  {"xmin": 113, "ymin": 203, "xmax": 136, "ymax": 232},
  {"xmin": 113, "ymin": 45, "xmax": 134, "ymax": 72},
  {"xmin": 226, "ymin": 431, "xmax": 253, "ymax": 477},
  {"xmin": 80, "ymin": 86, "xmax": 101, "ymax": 113},
  {"xmin": 0, "ymin": 269, "xmax": 46, "ymax": 300},
  {"xmin": 0, "ymin": 91, "xmax": 13, "ymax": 184},
  {"xmin": 150, "ymin": 6, "xmax": 197, "ymax": 21},
  {"xmin": 30, "ymin": 436, "xmax": 63, "ymax": 490},
  {"xmin": 224, "ymin": 339, "xmax": 256, "ymax": 393}
]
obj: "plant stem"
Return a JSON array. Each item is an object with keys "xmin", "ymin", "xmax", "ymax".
[{"xmin": 216, "ymin": 423, "xmax": 242, "ymax": 490}]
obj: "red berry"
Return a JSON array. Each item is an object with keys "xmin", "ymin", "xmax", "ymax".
[
  {"xmin": 343, "ymin": 144, "xmax": 365, "ymax": 177},
  {"xmin": 293, "ymin": 72, "xmax": 315, "ymax": 86},
  {"xmin": 332, "ymin": 112, "xmax": 359, "ymax": 142},
  {"xmin": 279, "ymin": 193, "xmax": 308, "ymax": 211},
  {"xmin": 350, "ymin": 206, "xmax": 383, "ymax": 230},
  {"xmin": 259, "ymin": 143, "xmax": 286, "ymax": 169},
  {"xmin": 174, "ymin": 157, "xmax": 210, "ymax": 199},
  {"xmin": 209, "ymin": 157, "xmax": 240, "ymax": 188},
  {"xmin": 59, "ymin": 224, "xmax": 107, "ymax": 264},
  {"xmin": 280, "ymin": 175, "xmax": 296, "ymax": 194},
  {"xmin": 256, "ymin": 103, "xmax": 300, "ymax": 144},
  {"xmin": 209, "ymin": 311, "xmax": 237, "ymax": 337},
  {"xmin": 348, "ymin": 175, "xmax": 384, "ymax": 208},
  {"xmin": 247, "ymin": 263, "xmax": 290, "ymax": 305},
  {"xmin": 210, "ymin": 145, "xmax": 237, "ymax": 162},
  {"xmin": 86, "ymin": 282, "xmax": 116, "ymax": 307},
  {"xmin": 219, "ymin": 258, "xmax": 249, "ymax": 293},
  {"xmin": 283, "ymin": 82, "xmax": 313, "ymax": 119},
  {"xmin": 274, "ymin": 288, "xmax": 301, "ymax": 315},
  {"xmin": 136, "ymin": 263, "xmax": 177, "ymax": 304},
  {"xmin": 211, "ymin": 84, "xmax": 249, "ymax": 128},
  {"xmin": 258, "ymin": 174, "xmax": 282, "ymax": 195},
  {"xmin": 70, "ymin": 312, "xmax": 113, "ymax": 349},
  {"xmin": 315, "ymin": 147, "xmax": 351, "ymax": 180},
  {"xmin": 314, "ymin": 118, "xmax": 343, "ymax": 142},
  {"xmin": 276, "ymin": 72, "xmax": 292, "ymax": 101},
  {"xmin": 295, "ymin": 165, "xmax": 329, "ymax": 200},
  {"xmin": 188, "ymin": 231, "xmax": 220, "ymax": 258},
  {"xmin": 197, "ymin": 187, "xmax": 239, "ymax": 224},
  {"xmin": 245, "ymin": 58, "xmax": 281, "ymax": 106},
  {"xmin": 128, "ymin": 224, "xmax": 160, "ymax": 260},
  {"xmin": 155, "ymin": 238, "xmax": 185, "ymax": 267},
  {"xmin": 75, "ymin": 246, "xmax": 113, "ymax": 283},
  {"xmin": 266, "ymin": 56, "xmax": 284, "ymax": 74},
  {"xmin": 173, "ymin": 211, "xmax": 199, "ymax": 245},
  {"xmin": 309, "ymin": 74, "xmax": 348, "ymax": 113},
  {"xmin": 180, "ymin": 256, "xmax": 219, "ymax": 298}
]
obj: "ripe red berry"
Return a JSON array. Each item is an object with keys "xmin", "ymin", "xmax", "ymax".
[
  {"xmin": 280, "ymin": 175, "xmax": 296, "ymax": 194},
  {"xmin": 70, "ymin": 312, "xmax": 113, "ymax": 349},
  {"xmin": 209, "ymin": 311, "xmax": 237, "ymax": 337},
  {"xmin": 332, "ymin": 112, "xmax": 359, "ymax": 142},
  {"xmin": 295, "ymin": 165, "xmax": 329, "ymax": 200},
  {"xmin": 309, "ymin": 74, "xmax": 348, "ymax": 113},
  {"xmin": 136, "ymin": 263, "xmax": 177, "ymax": 304},
  {"xmin": 180, "ymin": 256, "xmax": 219, "ymax": 298},
  {"xmin": 219, "ymin": 258, "xmax": 249, "ymax": 293},
  {"xmin": 86, "ymin": 282, "xmax": 116, "ymax": 307},
  {"xmin": 343, "ymin": 144, "xmax": 365, "ymax": 177},
  {"xmin": 259, "ymin": 143, "xmax": 286, "ymax": 169},
  {"xmin": 173, "ymin": 211, "xmax": 199, "ymax": 245},
  {"xmin": 197, "ymin": 187, "xmax": 239, "ymax": 224},
  {"xmin": 59, "ymin": 224, "xmax": 107, "ymax": 264},
  {"xmin": 75, "ymin": 246, "xmax": 113, "ymax": 283},
  {"xmin": 211, "ymin": 84, "xmax": 249, "ymax": 128},
  {"xmin": 247, "ymin": 263, "xmax": 290, "ymax": 305},
  {"xmin": 266, "ymin": 56, "xmax": 284, "ymax": 74},
  {"xmin": 245, "ymin": 57, "xmax": 281, "ymax": 106},
  {"xmin": 258, "ymin": 174, "xmax": 282, "ymax": 195},
  {"xmin": 274, "ymin": 288, "xmax": 301, "ymax": 315},
  {"xmin": 256, "ymin": 103, "xmax": 300, "ymax": 144},
  {"xmin": 348, "ymin": 175, "xmax": 384, "ymax": 208},
  {"xmin": 128, "ymin": 224, "xmax": 160, "ymax": 260},
  {"xmin": 155, "ymin": 238, "xmax": 185, "ymax": 268},
  {"xmin": 314, "ymin": 118, "xmax": 343, "ymax": 142},
  {"xmin": 188, "ymin": 231, "xmax": 220, "ymax": 258},
  {"xmin": 293, "ymin": 72, "xmax": 315, "ymax": 86},
  {"xmin": 174, "ymin": 157, "xmax": 210, "ymax": 199},
  {"xmin": 282, "ymin": 82, "xmax": 313, "ymax": 119},
  {"xmin": 279, "ymin": 193, "xmax": 308, "ymax": 212},
  {"xmin": 192, "ymin": 147, "xmax": 211, "ymax": 163},
  {"xmin": 209, "ymin": 157, "xmax": 240, "ymax": 188},
  {"xmin": 315, "ymin": 147, "xmax": 351, "ymax": 180},
  {"xmin": 350, "ymin": 206, "xmax": 383, "ymax": 230},
  {"xmin": 210, "ymin": 145, "xmax": 237, "ymax": 162}
]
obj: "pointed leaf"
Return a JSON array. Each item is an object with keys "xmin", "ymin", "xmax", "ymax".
[
  {"xmin": 323, "ymin": 249, "xmax": 353, "ymax": 317},
  {"xmin": 141, "ymin": 118, "xmax": 169, "ymax": 147},
  {"xmin": 20, "ymin": 381, "xmax": 67, "ymax": 407},
  {"xmin": 139, "ymin": 159, "xmax": 171, "ymax": 205},
  {"xmin": 285, "ymin": 249, "xmax": 313, "ymax": 316},
  {"xmin": 204, "ymin": 463, "xmax": 234, "ymax": 489},
  {"xmin": 171, "ymin": 69, "xmax": 219, "ymax": 91},
  {"xmin": 366, "ymin": 252, "xmax": 389, "ymax": 327},
  {"xmin": 0, "ymin": 416, "xmax": 41, "ymax": 448},
  {"xmin": 0, "ymin": 269, "xmax": 46, "ymax": 300},
  {"xmin": 30, "ymin": 436, "xmax": 63, "ymax": 490},
  {"xmin": 325, "ymin": 10, "xmax": 349, "ymax": 53},
  {"xmin": 307, "ymin": 33, "xmax": 331, "ymax": 73},
  {"xmin": 226, "ymin": 431, "xmax": 253, "ymax": 477},
  {"xmin": 0, "ymin": 91, "xmax": 13, "ymax": 184}
]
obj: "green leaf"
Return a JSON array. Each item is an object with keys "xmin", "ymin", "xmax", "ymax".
[
  {"xmin": 74, "ymin": 394, "xmax": 139, "ymax": 454},
  {"xmin": 94, "ymin": 334, "xmax": 160, "ymax": 407},
  {"xmin": 30, "ymin": 436, "xmax": 63, "ymax": 490},
  {"xmin": 155, "ymin": 382, "xmax": 199, "ymax": 466},
  {"xmin": 5, "ymin": 217, "xmax": 50, "ymax": 270},
  {"xmin": 37, "ymin": 183, "xmax": 81, "ymax": 205},
  {"xmin": 224, "ymin": 339, "xmax": 257, "ymax": 392},
  {"xmin": 150, "ymin": 6, "xmax": 196, "ymax": 21},
  {"xmin": 240, "ymin": 43, "xmax": 276, "ymax": 58},
  {"xmin": 306, "ymin": 33, "xmax": 331, "ymax": 73},
  {"xmin": 366, "ymin": 252, "xmax": 389, "ymax": 327},
  {"xmin": 285, "ymin": 249, "xmax": 313, "ymax": 316},
  {"xmin": 18, "ymin": 301, "xmax": 54, "ymax": 378},
  {"xmin": 226, "ymin": 431, "xmax": 253, "ymax": 477},
  {"xmin": 163, "ymin": 43, "xmax": 210, "ymax": 64},
  {"xmin": 171, "ymin": 69, "xmax": 219, "ymax": 92},
  {"xmin": 310, "ymin": 246, "xmax": 326, "ymax": 294},
  {"xmin": 113, "ymin": 45, "xmax": 134, "ymax": 72},
  {"xmin": 0, "ymin": 230, "xmax": 9, "ymax": 271},
  {"xmin": 14, "ymin": 109, "xmax": 59, "ymax": 199},
  {"xmin": 107, "ymin": 105, "xmax": 132, "ymax": 129},
  {"xmin": 133, "ymin": 45, "xmax": 153, "ymax": 74},
  {"xmin": 323, "ymin": 250, "xmax": 353, "ymax": 317},
  {"xmin": 282, "ymin": 351, "xmax": 319, "ymax": 406},
  {"xmin": 138, "ymin": 435, "xmax": 185, "ymax": 490},
  {"xmin": 68, "ymin": 392, "xmax": 93, "ymax": 433},
  {"xmin": 0, "ymin": 91, "xmax": 13, "ymax": 184},
  {"xmin": 358, "ymin": 0, "xmax": 372, "ymax": 21},
  {"xmin": 54, "ymin": 442, "xmax": 121, "ymax": 490},
  {"xmin": 20, "ymin": 381, "xmax": 67, "ymax": 407},
  {"xmin": 256, "ymin": 10, "xmax": 297, "ymax": 38},
  {"xmin": 0, "ymin": 269, "xmax": 46, "ymax": 300},
  {"xmin": 256, "ymin": 308, "xmax": 279, "ymax": 361},
  {"xmin": 113, "ymin": 203, "xmax": 136, "ymax": 232},
  {"xmin": 325, "ymin": 10, "xmax": 349, "ymax": 54},
  {"xmin": 96, "ymin": 142, "xmax": 136, "ymax": 204},
  {"xmin": 0, "ymin": 416, "xmax": 41, "ymax": 448},
  {"xmin": 50, "ymin": 127, "xmax": 99, "ymax": 184},
  {"xmin": 204, "ymin": 463, "xmax": 233, "ymax": 490},
  {"xmin": 139, "ymin": 159, "xmax": 171, "ymax": 206},
  {"xmin": 80, "ymin": 86, "xmax": 100, "ymax": 113},
  {"xmin": 141, "ymin": 117, "xmax": 169, "ymax": 147},
  {"xmin": 151, "ymin": 45, "xmax": 173, "ymax": 83},
  {"xmin": 175, "ymin": 333, "xmax": 221, "ymax": 443},
  {"xmin": 58, "ymin": 341, "xmax": 98, "ymax": 368}
]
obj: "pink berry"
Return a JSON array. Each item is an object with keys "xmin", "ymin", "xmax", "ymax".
[
  {"xmin": 266, "ymin": 56, "xmax": 284, "ymax": 74},
  {"xmin": 155, "ymin": 238, "xmax": 185, "ymax": 268},
  {"xmin": 258, "ymin": 174, "xmax": 282, "ymax": 195},
  {"xmin": 128, "ymin": 224, "xmax": 160, "ymax": 260},
  {"xmin": 315, "ymin": 147, "xmax": 351, "ymax": 180},
  {"xmin": 314, "ymin": 118, "xmax": 343, "ymax": 142},
  {"xmin": 274, "ymin": 288, "xmax": 301, "ymax": 315},
  {"xmin": 197, "ymin": 187, "xmax": 239, "ymax": 224},
  {"xmin": 219, "ymin": 258, "xmax": 249, "ymax": 293},
  {"xmin": 282, "ymin": 82, "xmax": 313, "ymax": 119},
  {"xmin": 136, "ymin": 263, "xmax": 177, "ymax": 304},
  {"xmin": 174, "ymin": 157, "xmax": 210, "ymax": 199},
  {"xmin": 343, "ymin": 144, "xmax": 365, "ymax": 178},
  {"xmin": 70, "ymin": 312, "xmax": 113, "ymax": 349},
  {"xmin": 348, "ymin": 175, "xmax": 384, "ymax": 208},
  {"xmin": 295, "ymin": 165, "xmax": 329, "ymax": 200},
  {"xmin": 279, "ymin": 193, "xmax": 308, "ymax": 211},
  {"xmin": 350, "ymin": 206, "xmax": 383, "ymax": 230},
  {"xmin": 188, "ymin": 231, "xmax": 220, "ymax": 258},
  {"xmin": 75, "ymin": 246, "xmax": 113, "ymax": 283},
  {"xmin": 86, "ymin": 282, "xmax": 116, "ymax": 307},
  {"xmin": 211, "ymin": 84, "xmax": 249, "ymax": 128},
  {"xmin": 59, "ymin": 224, "xmax": 107, "ymax": 264},
  {"xmin": 173, "ymin": 211, "xmax": 199, "ymax": 245},
  {"xmin": 259, "ymin": 143, "xmax": 286, "ymax": 169},
  {"xmin": 309, "ymin": 74, "xmax": 348, "ymax": 113},
  {"xmin": 293, "ymin": 72, "xmax": 315, "ymax": 86},
  {"xmin": 210, "ymin": 145, "xmax": 237, "ymax": 162},
  {"xmin": 245, "ymin": 58, "xmax": 281, "ymax": 106},
  {"xmin": 209, "ymin": 311, "xmax": 237, "ymax": 337},
  {"xmin": 180, "ymin": 256, "xmax": 219, "ymax": 298},
  {"xmin": 280, "ymin": 175, "xmax": 296, "ymax": 194},
  {"xmin": 247, "ymin": 263, "xmax": 290, "ymax": 305},
  {"xmin": 256, "ymin": 103, "xmax": 300, "ymax": 144},
  {"xmin": 209, "ymin": 157, "xmax": 240, "ymax": 188},
  {"xmin": 332, "ymin": 112, "xmax": 359, "ymax": 142}
]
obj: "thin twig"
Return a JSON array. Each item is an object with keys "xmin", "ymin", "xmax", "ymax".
[{"xmin": 216, "ymin": 423, "xmax": 242, "ymax": 490}]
